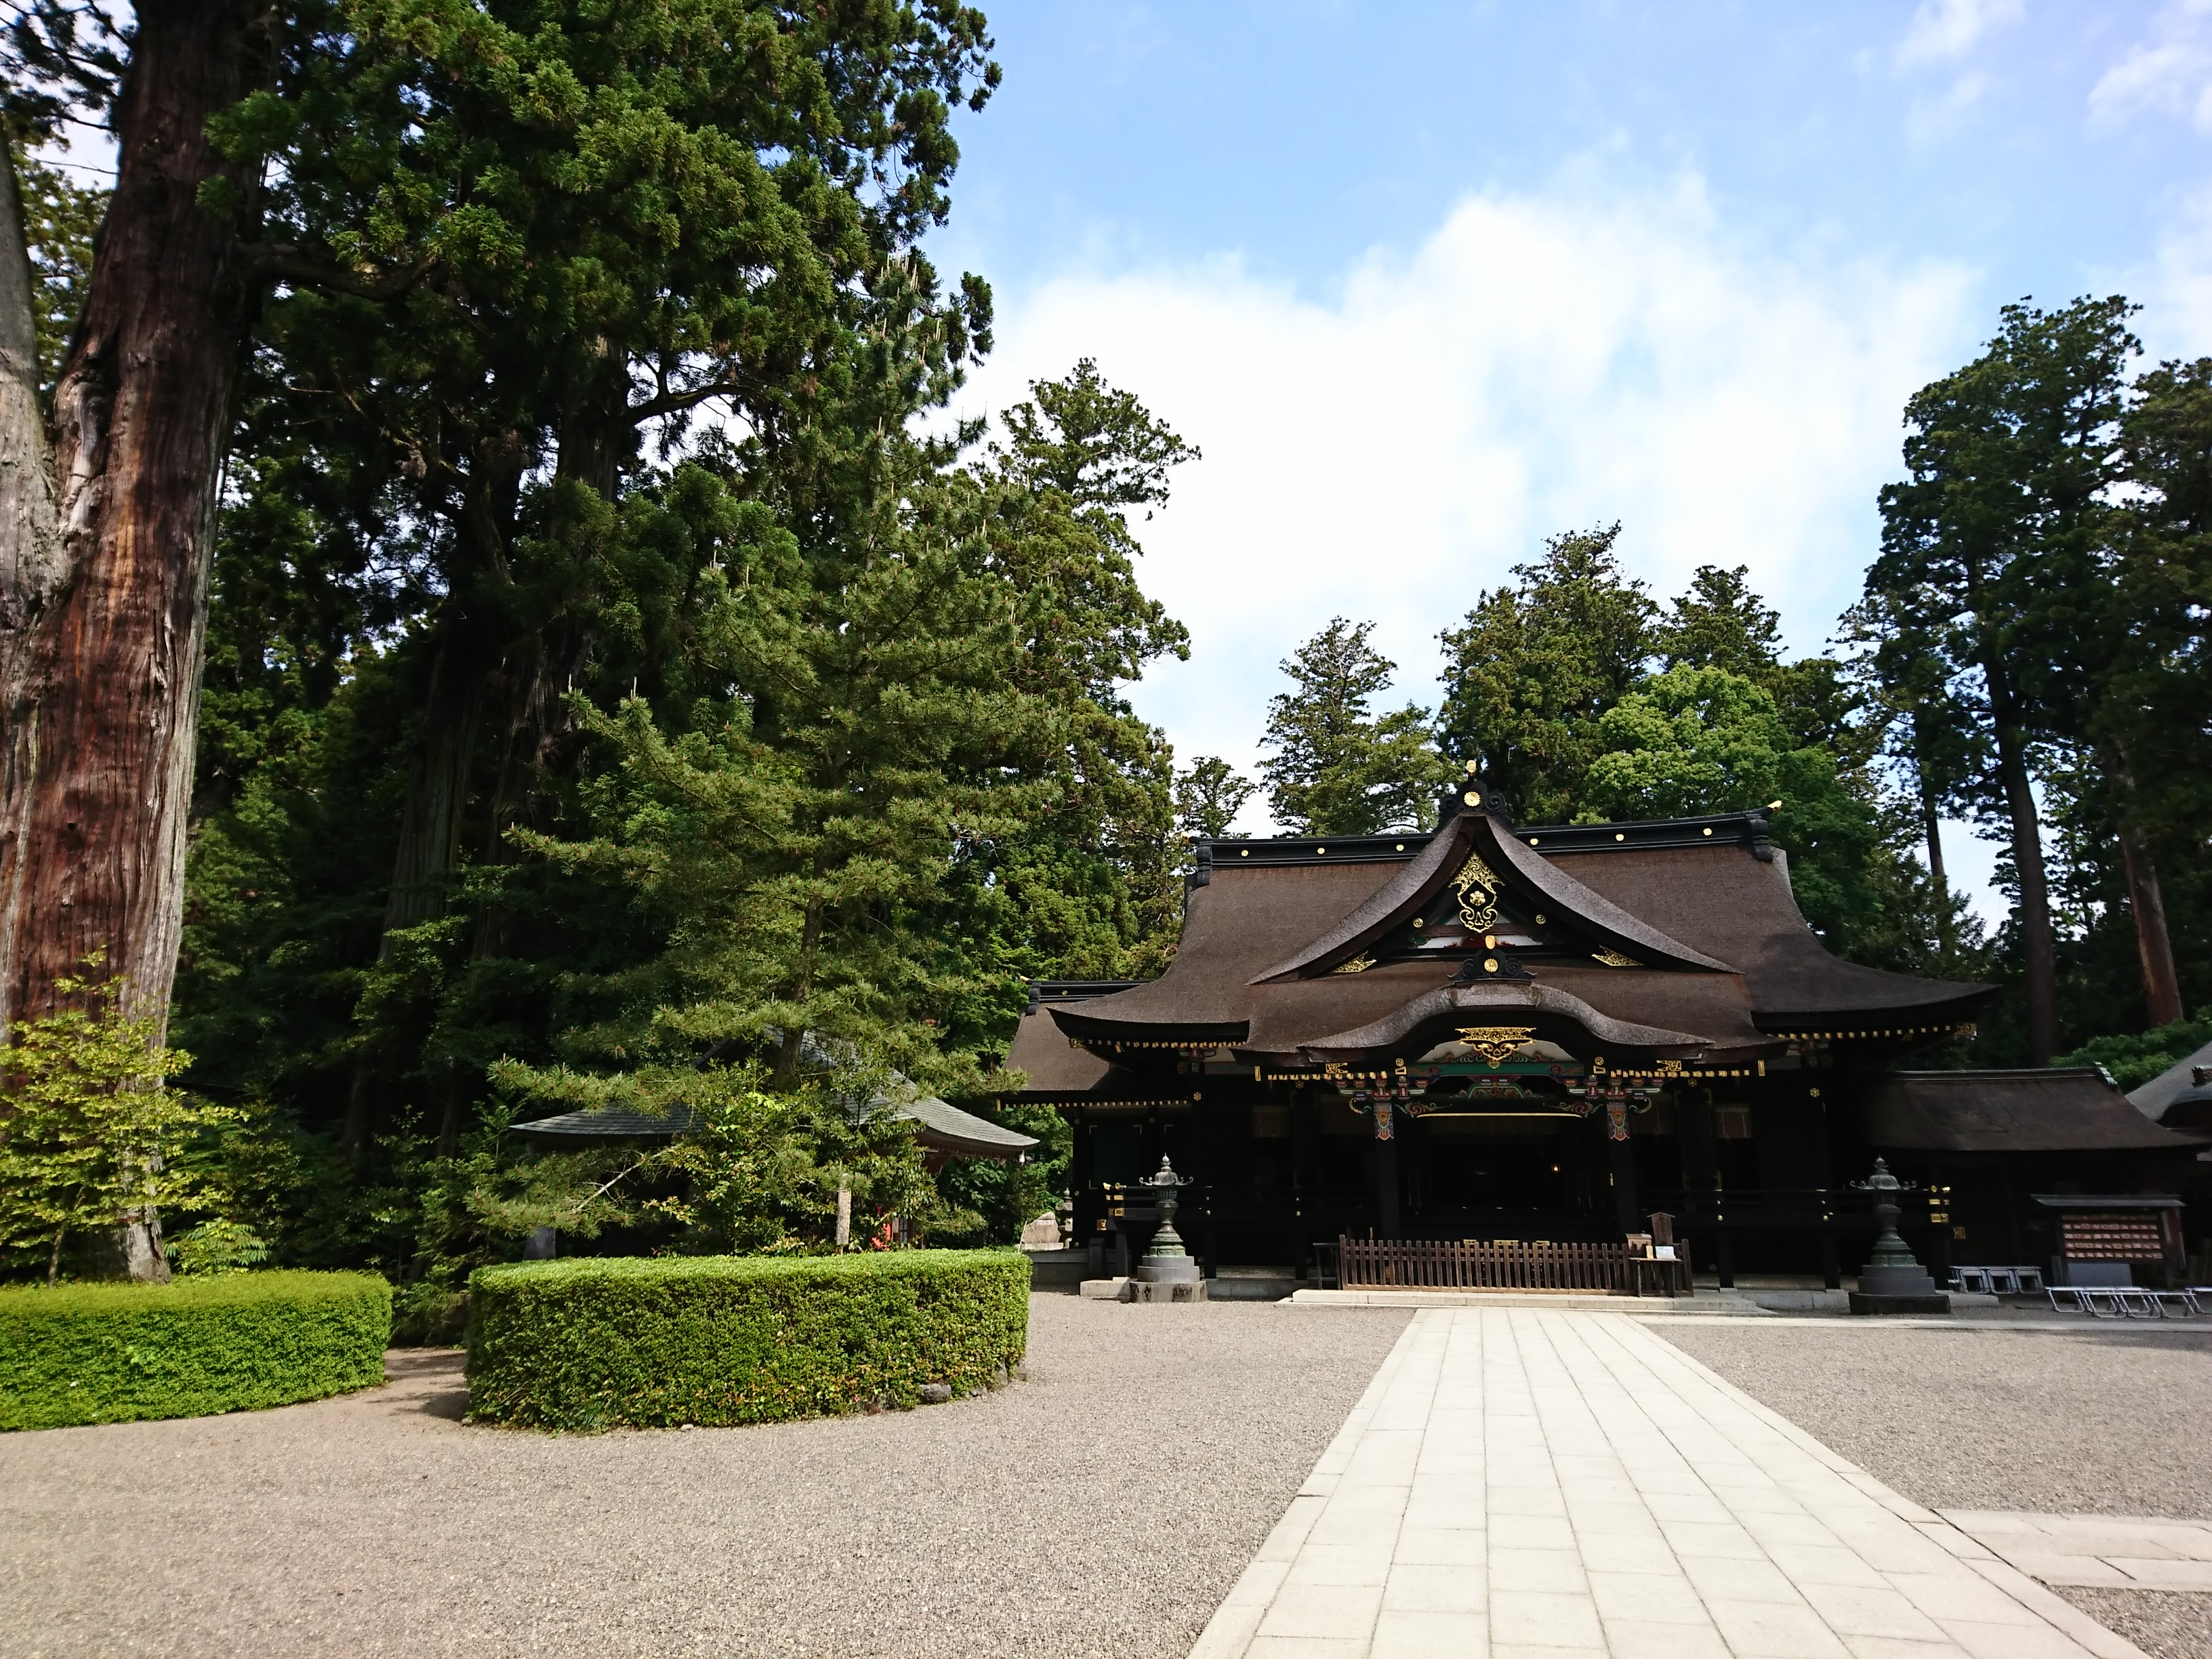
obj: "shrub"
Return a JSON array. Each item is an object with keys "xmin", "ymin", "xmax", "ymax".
[
  {"xmin": 169, "ymin": 1218, "xmax": 269, "ymax": 1275},
  {"xmin": 0, "ymin": 1271, "xmax": 392, "ymax": 1431},
  {"xmin": 390, "ymin": 1282, "xmax": 470, "ymax": 1347},
  {"xmin": 466, "ymin": 1249, "xmax": 1030, "ymax": 1430}
]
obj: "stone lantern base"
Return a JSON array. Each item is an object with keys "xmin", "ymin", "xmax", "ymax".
[
  {"xmin": 1128, "ymin": 1278, "xmax": 1208, "ymax": 1304},
  {"xmin": 1849, "ymin": 1265, "xmax": 1950, "ymax": 1315}
]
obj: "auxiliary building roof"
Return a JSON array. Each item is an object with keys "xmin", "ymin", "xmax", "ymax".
[{"xmin": 1864, "ymin": 1069, "xmax": 2211, "ymax": 1153}]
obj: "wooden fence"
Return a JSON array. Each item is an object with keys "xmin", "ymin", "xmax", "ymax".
[{"xmin": 1336, "ymin": 1235, "xmax": 1685, "ymax": 1296}]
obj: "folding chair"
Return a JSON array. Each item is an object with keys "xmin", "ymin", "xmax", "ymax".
[
  {"xmin": 1986, "ymin": 1267, "xmax": 2021, "ymax": 1296},
  {"xmin": 2115, "ymin": 1288, "xmax": 2158, "ymax": 1318},
  {"xmin": 2013, "ymin": 1266, "xmax": 2045, "ymax": 1294},
  {"xmin": 2150, "ymin": 1289, "xmax": 2200, "ymax": 1317},
  {"xmin": 2046, "ymin": 1286, "xmax": 2086, "ymax": 1313},
  {"xmin": 1953, "ymin": 1267, "xmax": 1993, "ymax": 1294},
  {"xmin": 2081, "ymin": 1288, "xmax": 2125, "ymax": 1317}
]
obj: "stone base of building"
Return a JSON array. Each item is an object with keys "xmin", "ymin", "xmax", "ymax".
[{"xmin": 1848, "ymin": 1290, "xmax": 1952, "ymax": 1315}]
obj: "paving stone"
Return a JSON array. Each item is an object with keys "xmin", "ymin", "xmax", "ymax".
[{"xmin": 1187, "ymin": 1309, "xmax": 2148, "ymax": 1659}]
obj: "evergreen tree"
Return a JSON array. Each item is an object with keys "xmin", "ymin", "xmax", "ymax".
[
  {"xmin": 1437, "ymin": 525, "xmax": 1656, "ymax": 823},
  {"xmin": 1174, "ymin": 757, "xmax": 1258, "ymax": 838},
  {"xmin": 1654, "ymin": 564, "xmax": 1782, "ymax": 678},
  {"xmin": 1868, "ymin": 298, "xmax": 2140, "ymax": 1063},
  {"xmin": 1261, "ymin": 619, "xmax": 1452, "ymax": 836}
]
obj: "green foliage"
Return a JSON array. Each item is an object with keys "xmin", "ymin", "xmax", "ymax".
[
  {"xmin": 1856, "ymin": 295, "xmax": 2212, "ymax": 1054},
  {"xmin": 0, "ymin": 970, "xmax": 234, "ymax": 1284},
  {"xmin": 1578, "ymin": 666, "xmax": 1881, "ymax": 942},
  {"xmin": 167, "ymin": 1219, "xmax": 269, "ymax": 1277},
  {"xmin": 0, "ymin": 1271, "xmax": 390, "ymax": 1431},
  {"xmin": 2109, "ymin": 356, "xmax": 2212, "ymax": 882},
  {"xmin": 9, "ymin": 150, "xmax": 104, "ymax": 396},
  {"xmin": 2058, "ymin": 1012, "xmax": 2212, "ymax": 1092},
  {"xmin": 487, "ymin": 1062, "xmax": 951, "ymax": 1254},
  {"xmin": 1174, "ymin": 756, "xmax": 1257, "ymax": 838},
  {"xmin": 1263, "ymin": 617, "xmax": 1452, "ymax": 836},
  {"xmin": 465, "ymin": 1250, "xmax": 1029, "ymax": 1429},
  {"xmin": 1438, "ymin": 525, "xmax": 1656, "ymax": 823},
  {"xmin": 931, "ymin": 1100, "xmax": 1071, "ymax": 1246}
]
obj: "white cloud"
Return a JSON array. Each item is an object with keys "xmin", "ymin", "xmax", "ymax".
[
  {"xmin": 951, "ymin": 174, "xmax": 1978, "ymax": 833},
  {"xmin": 1896, "ymin": 0, "xmax": 2025, "ymax": 68},
  {"xmin": 2089, "ymin": 0, "xmax": 2212, "ymax": 131},
  {"xmin": 2137, "ymin": 182, "xmax": 2212, "ymax": 350}
]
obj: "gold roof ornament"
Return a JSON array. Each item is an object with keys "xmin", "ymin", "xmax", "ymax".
[
  {"xmin": 1591, "ymin": 946, "xmax": 1640, "ymax": 968},
  {"xmin": 1455, "ymin": 1025, "xmax": 1536, "ymax": 1067},
  {"xmin": 1451, "ymin": 852, "xmax": 1502, "ymax": 931},
  {"xmin": 1330, "ymin": 955, "xmax": 1376, "ymax": 975}
]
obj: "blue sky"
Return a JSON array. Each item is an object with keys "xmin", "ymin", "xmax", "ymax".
[{"xmin": 922, "ymin": 0, "xmax": 2212, "ymax": 907}]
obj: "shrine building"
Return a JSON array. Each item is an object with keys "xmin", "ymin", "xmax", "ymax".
[{"xmin": 998, "ymin": 771, "xmax": 2208, "ymax": 1288}]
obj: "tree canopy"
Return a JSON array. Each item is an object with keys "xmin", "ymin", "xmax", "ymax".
[{"xmin": 1261, "ymin": 618, "xmax": 1452, "ymax": 836}]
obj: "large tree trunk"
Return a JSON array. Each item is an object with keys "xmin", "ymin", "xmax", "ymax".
[
  {"xmin": 0, "ymin": 1, "xmax": 258, "ymax": 1043},
  {"xmin": 0, "ymin": 3, "xmax": 261, "ymax": 1279},
  {"xmin": 0, "ymin": 152, "xmax": 66, "ymax": 988},
  {"xmin": 1986, "ymin": 668, "xmax": 2060, "ymax": 1065},
  {"xmin": 2099, "ymin": 747, "xmax": 2185, "ymax": 1029}
]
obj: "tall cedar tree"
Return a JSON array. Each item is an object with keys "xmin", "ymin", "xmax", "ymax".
[
  {"xmin": 2106, "ymin": 357, "xmax": 2212, "ymax": 1023},
  {"xmin": 1261, "ymin": 618, "xmax": 1452, "ymax": 836},
  {"xmin": 207, "ymin": 2, "xmax": 994, "ymax": 1165},
  {"xmin": 0, "ymin": 2, "xmax": 261, "ymax": 1088},
  {"xmin": 0, "ymin": 7, "xmax": 1000, "ymax": 1282},
  {"xmin": 1437, "ymin": 526, "xmax": 1656, "ymax": 823},
  {"xmin": 1868, "ymin": 299, "xmax": 2143, "ymax": 1062},
  {"xmin": 1174, "ymin": 756, "xmax": 1257, "ymax": 838}
]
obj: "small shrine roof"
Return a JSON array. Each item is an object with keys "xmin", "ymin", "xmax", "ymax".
[{"xmin": 1864, "ymin": 1069, "xmax": 2210, "ymax": 1153}]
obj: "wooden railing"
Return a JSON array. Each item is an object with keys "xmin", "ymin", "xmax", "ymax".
[{"xmin": 1336, "ymin": 1235, "xmax": 1685, "ymax": 1296}]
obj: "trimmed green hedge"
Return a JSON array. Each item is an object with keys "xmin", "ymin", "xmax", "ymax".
[
  {"xmin": 0, "ymin": 1271, "xmax": 392, "ymax": 1431},
  {"xmin": 466, "ymin": 1249, "xmax": 1031, "ymax": 1430}
]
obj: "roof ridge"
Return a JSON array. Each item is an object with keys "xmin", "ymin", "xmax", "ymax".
[{"xmin": 1246, "ymin": 796, "xmax": 1734, "ymax": 984}]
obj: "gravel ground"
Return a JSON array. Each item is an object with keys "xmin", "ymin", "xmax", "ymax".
[
  {"xmin": 0, "ymin": 1296, "xmax": 1408, "ymax": 1659},
  {"xmin": 1658, "ymin": 1319, "xmax": 2212, "ymax": 1659}
]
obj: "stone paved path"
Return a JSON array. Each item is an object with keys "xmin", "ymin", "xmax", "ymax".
[
  {"xmin": 1190, "ymin": 1309, "xmax": 2145, "ymax": 1659},
  {"xmin": 1940, "ymin": 1513, "xmax": 2212, "ymax": 1593}
]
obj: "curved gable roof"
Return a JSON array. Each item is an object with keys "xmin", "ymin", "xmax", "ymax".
[{"xmin": 1250, "ymin": 799, "xmax": 1731, "ymax": 983}]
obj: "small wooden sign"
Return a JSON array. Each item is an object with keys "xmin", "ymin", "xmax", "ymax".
[{"xmin": 2059, "ymin": 1214, "xmax": 2165, "ymax": 1261}]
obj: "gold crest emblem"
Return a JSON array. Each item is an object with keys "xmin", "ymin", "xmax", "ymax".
[
  {"xmin": 1454, "ymin": 1025, "xmax": 1536, "ymax": 1067},
  {"xmin": 1451, "ymin": 853, "xmax": 1502, "ymax": 931}
]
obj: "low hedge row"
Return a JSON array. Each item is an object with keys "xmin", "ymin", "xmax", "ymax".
[
  {"xmin": 466, "ymin": 1249, "xmax": 1031, "ymax": 1430},
  {"xmin": 0, "ymin": 1271, "xmax": 392, "ymax": 1431}
]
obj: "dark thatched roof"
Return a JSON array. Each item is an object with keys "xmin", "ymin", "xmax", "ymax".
[
  {"xmin": 1862, "ymin": 1068, "xmax": 2211, "ymax": 1153},
  {"xmin": 1024, "ymin": 792, "xmax": 1990, "ymax": 1076}
]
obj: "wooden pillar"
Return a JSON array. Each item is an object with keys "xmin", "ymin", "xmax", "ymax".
[
  {"xmin": 1292, "ymin": 1088, "xmax": 1321, "ymax": 1261},
  {"xmin": 1375, "ymin": 1103, "xmax": 1401, "ymax": 1239},
  {"xmin": 1679, "ymin": 1087, "xmax": 1725, "ymax": 1285},
  {"xmin": 1807, "ymin": 1086, "xmax": 1840, "ymax": 1290},
  {"xmin": 1609, "ymin": 1126, "xmax": 1639, "ymax": 1237}
]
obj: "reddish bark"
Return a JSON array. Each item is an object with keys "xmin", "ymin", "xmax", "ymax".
[
  {"xmin": 1984, "ymin": 664, "xmax": 2059, "ymax": 1066},
  {"xmin": 0, "ymin": 1, "xmax": 259, "ymax": 1042},
  {"xmin": 2102, "ymin": 747, "xmax": 2185, "ymax": 1029}
]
